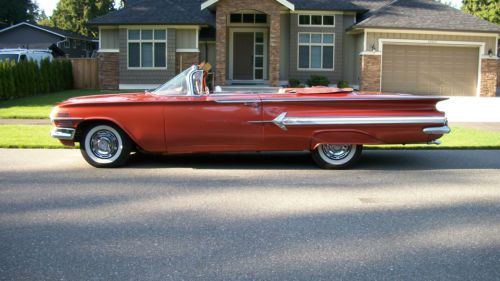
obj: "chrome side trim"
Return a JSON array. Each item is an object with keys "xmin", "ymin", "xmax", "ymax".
[
  {"xmin": 261, "ymin": 97, "xmax": 446, "ymax": 103},
  {"xmin": 251, "ymin": 112, "xmax": 447, "ymax": 130},
  {"xmin": 214, "ymin": 99, "xmax": 261, "ymax": 104},
  {"xmin": 51, "ymin": 117, "xmax": 84, "ymax": 122},
  {"xmin": 51, "ymin": 127, "xmax": 76, "ymax": 140},
  {"xmin": 423, "ymin": 126, "xmax": 451, "ymax": 135}
]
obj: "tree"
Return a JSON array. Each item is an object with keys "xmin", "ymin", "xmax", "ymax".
[
  {"xmin": 462, "ymin": 0, "xmax": 500, "ymax": 24},
  {"xmin": 48, "ymin": 0, "xmax": 115, "ymax": 37},
  {"xmin": 0, "ymin": 0, "xmax": 40, "ymax": 24}
]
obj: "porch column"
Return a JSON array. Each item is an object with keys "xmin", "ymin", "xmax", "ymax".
[
  {"xmin": 215, "ymin": 10, "xmax": 227, "ymax": 86},
  {"xmin": 269, "ymin": 12, "xmax": 281, "ymax": 87}
]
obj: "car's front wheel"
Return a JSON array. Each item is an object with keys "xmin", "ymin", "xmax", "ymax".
[
  {"xmin": 312, "ymin": 144, "xmax": 362, "ymax": 169},
  {"xmin": 80, "ymin": 124, "xmax": 132, "ymax": 168}
]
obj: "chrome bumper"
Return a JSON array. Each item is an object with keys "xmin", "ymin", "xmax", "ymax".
[
  {"xmin": 423, "ymin": 125, "xmax": 451, "ymax": 135},
  {"xmin": 51, "ymin": 128, "xmax": 76, "ymax": 140}
]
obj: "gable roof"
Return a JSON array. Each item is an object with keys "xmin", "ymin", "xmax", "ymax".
[
  {"xmin": 290, "ymin": 0, "xmax": 366, "ymax": 11},
  {"xmin": 202, "ymin": 0, "xmax": 295, "ymax": 10},
  {"xmin": 354, "ymin": 0, "xmax": 500, "ymax": 33},
  {"xmin": 0, "ymin": 21, "xmax": 95, "ymax": 40},
  {"xmin": 88, "ymin": 0, "xmax": 214, "ymax": 26}
]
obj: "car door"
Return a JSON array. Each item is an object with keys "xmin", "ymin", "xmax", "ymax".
[{"xmin": 163, "ymin": 94, "xmax": 263, "ymax": 153}]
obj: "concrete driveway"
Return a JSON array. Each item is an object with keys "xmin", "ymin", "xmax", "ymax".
[{"xmin": 0, "ymin": 149, "xmax": 499, "ymax": 281}]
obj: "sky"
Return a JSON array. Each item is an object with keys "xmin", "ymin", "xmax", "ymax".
[{"xmin": 36, "ymin": 0, "xmax": 463, "ymax": 17}]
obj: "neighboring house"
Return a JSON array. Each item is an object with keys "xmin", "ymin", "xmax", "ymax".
[
  {"xmin": 88, "ymin": 0, "xmax": 500, "ymax": 97},
  {"xmin": 0, "ymin": 21, "xmax": 97, "ymax": 58}
]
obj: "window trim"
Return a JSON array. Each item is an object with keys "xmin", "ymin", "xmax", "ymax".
[
  {"xmin": 297, "ymin": 32, "xmax": 335, "ymax": 71},
  {"xmin": 228, "ymin": 11, "xmax": 269, "ymax": 26},
  {"xmin": 298, "ymin": 14, "xmax": 335, "ymax": 27},
  {"xmin": 127, "ymin": 28, "xmax": 168, "ymax": 70}
]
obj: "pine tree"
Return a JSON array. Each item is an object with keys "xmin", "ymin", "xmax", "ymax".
[
  {"xmin": 47, "ymin": 0, "xmax": 115, "ymax": 37},
  {"xmin": 462, "ymin": 0, "xmax": 500, "ymax": 24}
]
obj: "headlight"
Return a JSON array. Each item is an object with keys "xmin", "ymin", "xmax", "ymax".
[{"xmin": 49, "ymin": 106, "xmax": 59, "ymax": 122}]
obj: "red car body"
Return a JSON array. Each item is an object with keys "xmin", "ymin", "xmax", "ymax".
[{"xmin": 50, "ymin": 66, "xmax": 449, "ymax": 168}]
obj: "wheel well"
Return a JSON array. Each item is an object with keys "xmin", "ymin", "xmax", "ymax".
[{"xmin": 75, "ymin": 120, "xmax": 134, "ymax": 147}]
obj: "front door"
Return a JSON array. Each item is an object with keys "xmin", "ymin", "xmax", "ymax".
[
  {"xmin": 230, "ymin": 29, "xmax": 267, "ymax": 82},
  {"xmin": 162, "ymin": 94, "xmax": 263, "ymax": 153},
  {"xmin": 233, "ymin": 32, "xmax": 254, "ymax": 80}
]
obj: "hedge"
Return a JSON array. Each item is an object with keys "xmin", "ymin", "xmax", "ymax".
[{"xmin": 0, "ymin": 59, "xmax": 73, "ymax": 100}]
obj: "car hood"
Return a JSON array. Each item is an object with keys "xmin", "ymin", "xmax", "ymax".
[{"xmin": 58, "ymin": 92, "xmax": 153, "ymax": 106}]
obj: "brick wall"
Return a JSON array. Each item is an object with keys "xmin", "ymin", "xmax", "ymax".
[
  {"xmin": 497, "ymin": 60, "xmax": 500, "ymax": 87},
  {"xmin": 97, "ymin": 52, "xmax": 119, "ymax": 90},
  {"xmin": 480, "ymin": 58, "xmax": 498, "ymax": 97},
  {"xmin": 175, "ymin": 52, "xmax": 200, "ymax": 74},
  {"xmin": 215, "ymin": 0, "xmax": 282, "ymax": 86},
  {"xmin": 360, "ymin": 54, "xmax": 381, "ymax": 92}
]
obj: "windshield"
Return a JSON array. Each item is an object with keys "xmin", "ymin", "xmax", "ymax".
[
  {"xmin": 0, "ymin": 54, "xmax": 19, "ymax": 62},
  {"xmin": 152, "ymin": 66, "xmax": 206, "ymax": 96}
]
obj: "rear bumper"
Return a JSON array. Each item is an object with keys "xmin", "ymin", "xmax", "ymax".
[
  {"xmin": 51, "ymin": 127, "xmax": 76, "ymax": 140},
  {"xmin": 423, "ymin": 125, "xmax": 451, "ymax": 135}
]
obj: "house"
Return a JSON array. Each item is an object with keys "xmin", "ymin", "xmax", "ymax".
[
  {"xmin": 0, "ymin": 21, "xmax": 97, "ymax": 58},
  {"xmin": 88, "ymin": 0, "xmax": 500, "ymax": 97}
]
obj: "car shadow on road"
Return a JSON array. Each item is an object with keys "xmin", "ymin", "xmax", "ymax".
[{"xmin": 125, "ymin": 149, "xmax": 500, "ymax": 171}]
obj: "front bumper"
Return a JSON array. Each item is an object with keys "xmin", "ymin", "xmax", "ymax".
[
  {"xmin": 423, "ymin": 125, "xmax": 451, "ymax": 135},
  {"xmin": 51, "ymin": 127, "xmax": 76, "ymax": 140}
]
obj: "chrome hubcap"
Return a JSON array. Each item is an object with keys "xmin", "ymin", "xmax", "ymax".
[
  {"xmin": 90, "ymin": 130, "xmax": 119, "ymax": 159},
  {"xmin": 321, "ymin": 144, "xmax": 352, "ymax": 160}
]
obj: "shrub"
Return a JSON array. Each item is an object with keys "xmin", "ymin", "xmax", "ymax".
[
  {"xmin": 0, "ymin": 58, "xmax": 73, "ymax": 100},
  {"xmin": 307, "ymin": 75, "xmax": 330, "ymax": 87},
  {"xmin": 288, "ymin": 78, "xmax": 301, "ymax": 88},
  {"xmin": 337, "ymin": 80, "xmax": 349, "ymax": 88}
]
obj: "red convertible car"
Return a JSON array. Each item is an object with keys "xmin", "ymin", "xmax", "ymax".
[{"xmin": 50, "ymin": 65, "xmax": 450, "ymax": 169}]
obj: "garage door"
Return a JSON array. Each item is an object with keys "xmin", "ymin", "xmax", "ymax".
[{"xmin": 382, "ymin": 45, "xmax": 479, "ymax": 96}]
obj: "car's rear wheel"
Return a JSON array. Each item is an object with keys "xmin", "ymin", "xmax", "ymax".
[
  {"xmin": 80, "ymin": 124, "xmax": 131, "ymax": 168},
  {"xmin": 312, "ymin": 144, "xmax": 362, "ymax": 169}
]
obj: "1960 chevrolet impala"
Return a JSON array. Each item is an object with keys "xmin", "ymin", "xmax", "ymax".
[{"xmin": 50, "ymin": 65, "xmax": 450, "ymax": 169}]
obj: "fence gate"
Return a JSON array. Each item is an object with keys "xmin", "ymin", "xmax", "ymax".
[{"xmin": 70, "ymin": 58, "xmax": 98, "ymax": 89}]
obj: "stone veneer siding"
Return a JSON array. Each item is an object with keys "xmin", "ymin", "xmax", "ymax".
[
  {"xmin": 480, "ymin": 58, "xmax": 498, "ymax": 97},
  {"xmin": 175, "ymin": 52, "xmax": 200, "ymax": 74},
  {"xmin": 98, "ymin": 52, "xmax": 119, "ymax": 90},
  {"xmin": 215, "ymin": 0, "xmax": 282, "ymax": 86},
  {"xmin": 360, "ymin": 54, "xmax": 381, "ymax": 92}
]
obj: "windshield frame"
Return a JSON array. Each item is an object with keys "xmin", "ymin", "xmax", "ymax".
[{"xmin": 151, "ymin": 65, "xmax": 206, "ymax": 97}]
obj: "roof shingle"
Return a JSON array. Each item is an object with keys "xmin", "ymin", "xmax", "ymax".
[{"xmin": 354, "ymin": 0, "xmax": 500, "ymax": 33}]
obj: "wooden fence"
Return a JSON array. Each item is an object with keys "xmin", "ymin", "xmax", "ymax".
[{"xmin": 71, "ymin": 58, "xmax": 98, "ymax": 89}]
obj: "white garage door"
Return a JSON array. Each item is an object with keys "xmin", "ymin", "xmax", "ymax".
[{"xmin": 382, "ymin": 44, "xmax": 479, "ymax": 96}]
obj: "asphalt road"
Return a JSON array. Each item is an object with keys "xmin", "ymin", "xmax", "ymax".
[{"xmin": 1, "ymin": 149, "xmax": 499, "ymax": 281}]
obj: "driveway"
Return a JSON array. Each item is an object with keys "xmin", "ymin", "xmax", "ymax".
[{"xmin": 0, "ymin": 149, "xmax": 499, "ymax": 281}]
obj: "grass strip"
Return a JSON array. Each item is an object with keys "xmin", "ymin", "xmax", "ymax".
[
  {"xmin": 0, "ymin": 89, "xmax": 135, "ymax": 119},
  {"xmin": 0, "ymin": 125, "xmax": 499, "ymax": 150}
]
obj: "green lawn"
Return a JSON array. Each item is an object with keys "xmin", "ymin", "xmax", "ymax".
[
  {"xmin": 0, "ymin": 125, "xmax": 499, "ymax": 149},
  {"xmin": 0, "ymin": 89, "xmax": 128, "ymax": 119}
]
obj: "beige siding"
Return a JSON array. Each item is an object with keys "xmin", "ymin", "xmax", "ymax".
[
  {"xmin": 366, "ymin": 32, "xmax": 497, "ymax": 55},
  {"xmin": 100, "ymin": 29, "xmax": 119, "ymax": 49},
  {"xmin": 176, "ymin": 29, "xmax": 198, "ymax": 50}
]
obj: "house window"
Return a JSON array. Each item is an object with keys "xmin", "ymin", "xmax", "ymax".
[
  {"xmin": 71, "ymin": 39, "xmax": 76, "ymax": 49},
  {"xmin": 128, "ymin": 29, "xmax": 167, "ymax": 69},
  {"xmin": 298, "ymin": 33, "xmax": 334, "ymax": 70},
  {"xmin": 64, "ymin": 40, "xmax": 70, "ymax": 48},
  {"xmin": 298, "ymin": 15, "xmax": 335, "ymax": 26},
  {"xmin": 230, "ymin": 12, "xmax": 267, "ymax": 24}
]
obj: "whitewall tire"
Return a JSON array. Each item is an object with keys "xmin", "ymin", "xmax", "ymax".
[
  {"xmin": 80, "ymin": 124, "xmax": 132, "ymax": 168},
  {"xmin": 312, "ymin": 144, "xmax": 362, "ymax": 169}
]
